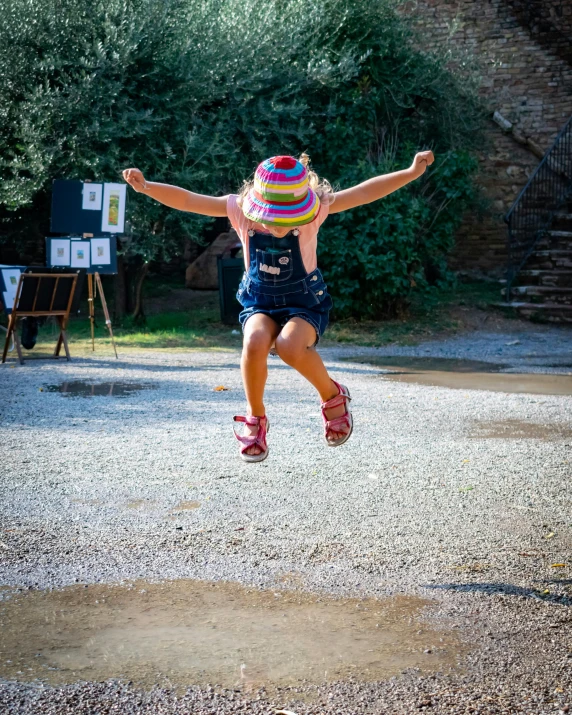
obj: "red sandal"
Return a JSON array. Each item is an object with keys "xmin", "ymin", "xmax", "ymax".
[
  {"xmin": 233, "ymin": 415, "xmax": 269, "ymax": 463},
  {"xmin": 320, "ymin": 381, "xmax": 353, "ymax": 447}
]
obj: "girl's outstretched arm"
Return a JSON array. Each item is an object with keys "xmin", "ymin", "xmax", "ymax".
[
  {"xmin": 122, "ymin": 168, "xmax": 228, "ymax": 217},
  {"xmin": 329, "ymin": 151, "xmax": 434, "ymax": 215}
]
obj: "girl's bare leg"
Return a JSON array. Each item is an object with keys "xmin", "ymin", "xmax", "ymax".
[
  {"xmin": 274, "ymin": 318, "xmax": 348, "ymax": 441},
  {"xmin": 240, "ymin": 313, "xmax": 281, "ymax": 455}
]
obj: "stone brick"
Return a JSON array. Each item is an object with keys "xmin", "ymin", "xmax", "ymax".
[{"xmin": 399, "ymin": 0, "xmax": 572, "ymax": 272}]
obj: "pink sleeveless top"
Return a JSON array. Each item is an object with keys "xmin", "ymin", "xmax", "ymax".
[{"xmin": 227, "ymin": 194, "xmax": 329, "ymax": 274}]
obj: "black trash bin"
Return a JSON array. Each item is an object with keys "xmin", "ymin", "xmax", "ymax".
[{"xmin": 217, "ymin": 244, "xmax": 244, "ymax": 325}]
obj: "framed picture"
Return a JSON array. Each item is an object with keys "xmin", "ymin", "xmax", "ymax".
[
  {"xmin": 101, "ymin": 183, "xmax": 126, "ymax": 233},
  {"xmin": 50, "ymin": 238, "xmax": 71, "ymax": 266},
  {"xmin": 70, "ymin": 240, "xmax": 91, "ymax": 268},
  {"xmin": 82, "ymin": 183, "xmax": 103, "ymax": 211},
  {"xmin": 91, "ymin": 237, "xmax": 111, "ymax": 265}
]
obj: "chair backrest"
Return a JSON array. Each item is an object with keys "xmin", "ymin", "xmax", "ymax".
[{"xmin": 13, "ymin": 272, "xmax": 79, "ymax": 317}]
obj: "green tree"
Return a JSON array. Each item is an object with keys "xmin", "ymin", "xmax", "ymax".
[{"xmin": 0, "ymin": 0, "xmax": 485, "ymax": 320}]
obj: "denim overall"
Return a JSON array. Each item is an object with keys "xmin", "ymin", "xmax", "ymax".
[{"xmin": 236, "ymin": 228, "xmax": 333, "ymax": 343}]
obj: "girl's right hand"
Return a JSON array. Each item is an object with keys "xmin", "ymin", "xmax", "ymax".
[
  {"xmin": 122, "ymin": 168, "xmax": 147, "ymax": 193},
  {"xmin": 409, "ymin": 151, "xmax": 434, "ymax": 179}
]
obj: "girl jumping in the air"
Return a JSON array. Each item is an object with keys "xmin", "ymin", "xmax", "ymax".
[{"xmin": 123, "ymin": 150, "xmax": 434, "ymax": 462}]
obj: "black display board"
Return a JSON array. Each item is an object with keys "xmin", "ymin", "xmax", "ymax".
[
  {"xmin": 50, "ymin": 180, "xmax": 102, "ymax": 235},
  {"xmin": 50, "ymin": 179, "xmax": 126, "ymax": 235}
]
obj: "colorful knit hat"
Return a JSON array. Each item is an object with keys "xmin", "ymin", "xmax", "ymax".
[{"xmin": 242, "ymin": 155, "xmax": 320, "ymax": 227}]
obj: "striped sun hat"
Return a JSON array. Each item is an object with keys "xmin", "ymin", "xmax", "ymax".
[{"xmin": 242, "ymin": 155, "xmax": 320, "ymax": 227}]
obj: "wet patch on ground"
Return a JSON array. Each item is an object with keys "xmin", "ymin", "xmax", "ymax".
[
  {"xmin": 381, "ymin": 371, "xmax": 572, "ymax": 395},
  {"xmin": 165, "ymin": 501, "xmax": 201, "ymax": 520},
  {"xmin": 0, "ymin": 580, "xmax": 464, "ymax": 692},
  {"xmin": 125, "ymin": 499, "xmax": 158, "ymax": 510},
  {"xmin": 345, "ymin": 356, "xmax": 572, "ymax": 396},
  {"xmin": 469, "ymin": 419, "xmax": 572, "ymax": 440},
  {"xmin": 170, "ymin": 500, "xmax": 201, "ymax": 513},
  {"xmin": 42, "ymin": 381, "xmax": 155, "ymax": 397},
  {"xmin": 345, "ymin": 357, "xmax": 508, "ymax": 373}
]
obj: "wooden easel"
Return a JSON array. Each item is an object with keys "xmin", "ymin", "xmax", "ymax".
[
  {"xmin": 87, "ymin": 271, "xmax": 118, "ymax": 359},
  {"xmin": 1, "ymin": 272, "xmax": 78, "ymax": 365}
]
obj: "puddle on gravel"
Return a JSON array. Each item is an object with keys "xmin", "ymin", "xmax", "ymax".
[
  {"xmin": 0, "ymin": 580, "xmax": 464, "ymax": 691},
  {"xmin": 43, "ymin": 381, "xmax": 155, "ymax": 397},
  {"xmin": 165, "ymin": 501, "xmax": 201, "ymax": 520},
  {"xmin": 348, "ymin": 357, "xmax": 507, "ymax": 373},
  {"xmin": 125, "ymin": 499, "xmax": 157, "ymax": 510},
  {"xmin": 470, "ymin": 419, "xmax": 571, "ymax": 440},
  {"xmin": 345, "ymin": 357, "xmax": 572, "ymax": 396},
  {"xmin": 171, "ymin": 500, "xmax": 201, "ymax": 512}
]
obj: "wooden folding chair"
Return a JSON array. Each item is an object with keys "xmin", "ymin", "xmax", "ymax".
[{"xmin": 2, "ymin": 272, "xmax": 79, "ymax": 365}]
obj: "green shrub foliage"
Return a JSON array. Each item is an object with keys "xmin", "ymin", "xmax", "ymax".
[{"xmin": 0, "ymin": 0, "xmax": 484, "ymax": 317}]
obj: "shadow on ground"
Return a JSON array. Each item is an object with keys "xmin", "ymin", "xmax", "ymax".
[{"xmin": 425, "ymin": 582, "xmax": 572, "ymax": 606}]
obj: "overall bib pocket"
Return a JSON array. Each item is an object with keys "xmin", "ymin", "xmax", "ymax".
[{"xmin": 256, "ymin": 248, "xmax": 293, "ymax": 283}]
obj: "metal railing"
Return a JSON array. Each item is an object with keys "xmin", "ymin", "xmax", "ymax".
[{"xmin": 504, "ymin": 114, "xmax": 572, "ymax": 301}]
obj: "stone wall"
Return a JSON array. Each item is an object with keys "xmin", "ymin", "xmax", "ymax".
[
  {"xmin": 508, "ymin": 0, "xmax": 572, "ymax": 66},
  {"xmin": 401, "ymin": 0, "xmax": 572, "ymax": 274}
]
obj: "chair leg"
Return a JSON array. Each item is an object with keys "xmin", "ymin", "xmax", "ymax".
[
  {"xmin": 61, "ymin": 330, "xmax": 71, "ymax": 361},
  {"xmin": 54, "ymin": 331, "xmax": 63, "ymax": 357},
  {"xmin": 56, "ymin": 316, "xmax": 71, "ymax": 360},
  {"xmin": 13, "ymin": 322, "xmax": 24, "ymax": 365},
  {"xmin": 1, "ymin": 315, "xmax": 14, "ymax": 363}
]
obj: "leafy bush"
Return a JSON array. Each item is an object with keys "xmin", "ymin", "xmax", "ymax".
[
  {"xmin": 318, "ymin": 151, "xmax": 479, "ymax": 318},
  {"xmin": 0, "ymin": 0, "xmax": 484, "ymax": 318}
]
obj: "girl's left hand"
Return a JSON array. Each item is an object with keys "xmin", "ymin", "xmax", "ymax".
[{"xmin": 410, "ymin": 150, "xmax": 435, "ymax": 178}]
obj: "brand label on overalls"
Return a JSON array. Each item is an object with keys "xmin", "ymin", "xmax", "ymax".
[
  {"xmin": 259, "ymin": 263, "xmax": 281, "ymax": 275},
  {"xmin": 279, "ymin": 257, "xmax": 290, "ymax": 265}
]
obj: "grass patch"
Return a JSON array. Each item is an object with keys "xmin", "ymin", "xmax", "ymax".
[
  {"xmin": 34, "ymin": 306, "xmax": 243, "ymax": 354},
  {"xmin": 1, "ymin": 279, "xmax": 503, "ymax": 356},
  {"xmin": 322, "ymin": 280, "xmax": 502, "ymax": 347}
]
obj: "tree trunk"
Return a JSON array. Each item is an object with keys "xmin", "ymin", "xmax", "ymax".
[{"xmin": 132, "ymin": 262, "xmax": 150, "ymax": 324}]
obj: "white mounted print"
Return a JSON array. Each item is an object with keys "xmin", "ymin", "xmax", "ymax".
[
  {"xmin": 82, "ymin": 183, "xmax": 103, "ymax": 211},
  {"xmin": 101, "ymin": 183, "xmax": 126, "ymax": 233},
  {"xmin": 70, "ymin": 241, "xmax": 91, "ymax": 268},
  {"xmin": 50, "ymin": 238, "xmax": 71, "ymax": 266},
  {"xmin": 91, "ymin": 238, "xmax": 111, "ymax": 265}
]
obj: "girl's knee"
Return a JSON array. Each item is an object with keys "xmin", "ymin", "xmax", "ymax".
[
  {"xmin": 243, "ymin": 329, "xmax": 272, "ymax": 357},
  {"xmin": 275, "ymin": 334, "xmax": 305, "ymax": 364}
]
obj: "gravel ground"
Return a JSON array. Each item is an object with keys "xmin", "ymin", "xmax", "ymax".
[{"xmin": 1, "ymin": 323, "xmax": 571, "ymax": 714}]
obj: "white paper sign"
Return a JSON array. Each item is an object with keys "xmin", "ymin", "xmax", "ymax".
[
  {"xmin": 70, "ymin": 240, "xmax": 91, "ymax": 268},
  {"xmin": 50, "ymin": 239, "xmax": 71, "ymax": 266},
  {"xmin": 91, "ymin": 238, "xmax": 111, "ymax": 265},
  {"xmin": 0, "ymin": 266, "xmax": 23, "ymax": 312},
  {"xmin": 2, "ymin": 291, "xmax": 15, "ymax": 311},
  {"xmin": 1, "ymin": 267, "xmax": 21, "ymax": 296},
  {"xmin": 101, "ymin": 183, "xmax": 126, "ymax": 233},
  {"xmin": 82, "ymin": 183, "xmax": 103, "ymax": 211}
]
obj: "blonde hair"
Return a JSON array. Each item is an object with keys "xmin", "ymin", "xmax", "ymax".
[{"xmin": 237, "ymin": 152, "xmax": 334, "ymax": 210}]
